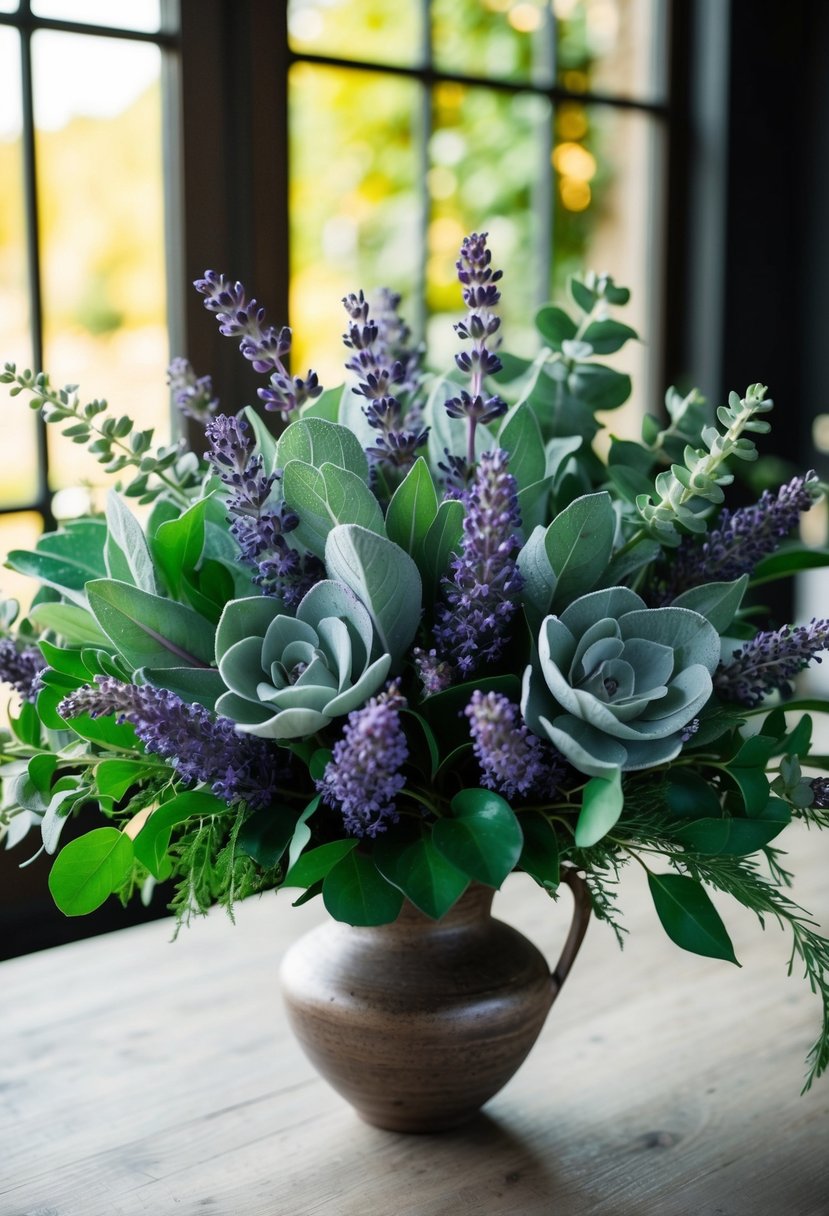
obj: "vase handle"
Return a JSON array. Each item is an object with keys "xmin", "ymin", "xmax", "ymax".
[{"xmin": 550, "ymin": 866, "xmax": 592, "ymax": 993}]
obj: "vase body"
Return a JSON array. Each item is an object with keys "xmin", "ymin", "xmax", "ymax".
[{"xmin": 280, "ymin": 874, "xmax": 590, "ymax": 1132}]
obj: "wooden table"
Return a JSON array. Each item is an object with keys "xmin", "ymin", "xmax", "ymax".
[{"xmin": 2, "ymin": 826, "xmax": 828, "ymax": 1216}]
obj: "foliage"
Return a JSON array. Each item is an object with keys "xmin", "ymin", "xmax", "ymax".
[{"xmin": 2, "ymin": 243, "xmax": 829, "ymax": 1093}]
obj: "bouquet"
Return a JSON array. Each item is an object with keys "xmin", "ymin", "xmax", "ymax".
[{"xmin": 2, "ymin": 233, "xmax": 828, "ymax": 1089}]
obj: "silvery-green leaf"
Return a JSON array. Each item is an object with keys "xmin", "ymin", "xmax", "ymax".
[
  {"xmin": 282, "ymin": 460, "xmax": 385, "ymax": 556},
  {"xmin": 215, "ymin": 596, "xmax": 283, "ymax": 658},
  {"xmin": 238, "ymin": 705, "xmax": 332, "ymax": 740},
  {"xmin": 139, "ymin": 666, "xmax": 226, "ymax": 711},
  {"xmin": 540, "ymin": 714, "xmax": 628, "ymax": 777},
  {"xmin": 337, "ymin": 384, "xmax": 376, "ymax": 452},
  {"xmin": 498, "ymin": 401, "xmax": 545, "ymax": 491},
  {"xmin": 105, "ymin": 490, "xmax": 158, "ymax": 594},
  {"xmin": 240, "ymin": 405, "xmax": 279, "ymax": 473},
  {"xmin": 215, "ymin": 690, "xmax": 273, "ymax": 725},
  {"xmin": 324, "ymin": 654, "xmax": 392, "ymax": 715},
  {"xmin": 325, "ymin": 524, "xmax": 421, "ymax": 666},
  {"xmin": 276, "ymin": 416, "xmax": 369, "ymax": 481},
  {"xmin": 261, "ymin": 616, "xmax": 318, "ymax": 672},
  {"xmin": 385, "ymin": 457, "xmax": 438, "ymax": 569},
  {"xmin": 422, "ymin": 499, "xmax": 464, "ymax": 600},
  {"xmin": 670, "ymin": 576, "xmax": 749, "ymax": 633},
  {"xmin": 619, "ymin": 607, "xmax": 720, "ymax": 673},
  {"xmin": 558, "ymin": 586, "xmax": 645, "ymax": 637},
  {"xmin": 218, "ymin": 636, "xmax": 266, "ymax": 697},
  {"xmin": 517, "ymin": 525, "xmax": 556, "ymax": 629},
  {"xmin": 538, "ymin": 615, "xmax": 577, "ymax": 674},
  {"xmin": 545, "ymin": 492, "xmax": 616, "ymax": 610},
  {"xmin": 298, "ymin": 580, "xmax": 373, "ymax": 671}
]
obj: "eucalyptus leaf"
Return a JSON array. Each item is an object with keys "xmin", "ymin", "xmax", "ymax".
[
  {"xmin": 432, "ymin": 787, "xmax": 523, "ymax": 888},
  {"xmin": 575, "ymin": 769, "xmax": 623, "ymax": 847},
  {"xmin": 374, "ymin": 834, "xmax": 469, "ymax": 920},
  {"xmin": 545, "ymin": 491, "xmax": 615, "ymax": 610},
  {"xmin": 322, "ymin": 849, "xmax": 404, "ymax": 925},
  {"xmin": 648, "ymin": 872, "xmax": 739, "ymax": 965},
  {"xmin": 48, "ymin": 827, "xmax": 133, "ymax": 916}
]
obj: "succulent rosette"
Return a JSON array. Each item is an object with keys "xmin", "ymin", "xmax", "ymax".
[
  {"xmin": 521, "ymin": 587, "xmax": 720, "ymax": 778},
  {"xmin": 215, "ymin": 580, "xmax": 391, "ymax": 739}
]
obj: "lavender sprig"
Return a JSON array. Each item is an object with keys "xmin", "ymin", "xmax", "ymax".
[
  {"xmin": 205, "ymin": 414, "xmax": 323, "ymax": 606},
  {"xmin": 317, "ymin": 685, "xmax": 409, "ymax": 838},
  {"xmin": 715, "ymin": 619, "xmax": 829, "ymax": 707},
  {"xmin": 0, "ymin": 639, "xmax": 45, "ymax": 703},
  {"xmin": 662, "ymin": 472, "xmax": 820, "ymax": 600},
  {"xmin": 445, "ymin": 233, "xmax": 507, "ymax": 470},
  {"xmin": 167, "ymin": 356, "xmax": 218, "ymax": 425},
  {"xmin": 433, "ymin": 448, "xmax": 523, "ymax": 678},
  {"xmin": 342, "ymin": 290, "xmax": 428, "ymax": 470},
  {"xmin": 194, "ymin": 270, "xmax": 322, "ymax": 419},
  {"xmin": 58, "ymin": 677, "xmax": 288, "ymax": 810},
  {"xmin": 465, "ymin": 691, "xmax": 566, "ymax": 801}
]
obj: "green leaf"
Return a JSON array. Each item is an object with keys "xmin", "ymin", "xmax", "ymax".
[
  {"xmin": 750, "ymin": 545, "xmax": 829, "ymax": 586},
  {"xmin": 299, "ymin": 384, "xmax": 343, "ymax": 422},
  {"xmin": 570, "ymin": 278, "xmax": 596, "ymax": 313},
  {"xmin": 385, "ymin": 457, "xmax": 439, "ymax": 570},
  {"xmin": 48, "ymin": 827, "xmax": 133, "ymax": 916},
  {"xmin": 374, "ymin": 834, "xmax": 469, "ymax": 920},
  {"xmin": 104, "ymin": 490, "xmax": 158, "ymax": 594},
  {"xmin": 276, "ymin": 416, "xmax": 369, "ymax": 481},
  {"xmin": 7, "ymin": 530, "xmax": 106, "ymax": 607},
  {"xmin": 286, "ymin": 796, "xmax": 321, "ymax": 873},
  {"xmin": 419, "ymin": 673, "xmax": 520, "ymax": 753},
  {"xmin": 322, "ymin": 849, "xmax": 404, "ymax": 925},
  {"xmin": 498, "ymin": 402, "xmax": 546, "ymax": 492},
  {"xmin": 38, "ymin": 640, "xmax": 90, "ymax": 682},
  {"xmin": 516, "ymin": 525, "xmax": 556, "ymax": 629},
  {"xmin": 673, "ymin": 808, "xmax": 790, "ymax": 856},
  {"xmin": 86, "ymin": 579, "xmax": 215, "ymax": 671},
  {"xmin": 545, "ymin": 491, "xmax": 615, "ymax": 611},
  {"xmin": 665, "ymin": 771, "xmax": 723, "ymax": 819},
  {"xmin": 283, "ymin": 838, "xmax": 357, "ymax": 887},
  {"xmin": 422, "ymin": 499, "xmax": 464, "ymax": 600},
  {"xmin": 581, "ymin": 319, "xmax": 638, "ymax": 354},
  {"xmin": 647, "ymin": 872, "xmax": 739, "ymax": 965},
  {"xmin": 670, "ymin": 576, "xmax": 749, "ymax": 633},
  {"xmin": 132, "ymin": 790, "xmax": 227, "ymax": 879},
  {"xmin": 402, "ymin": 710, "xmax": 440, "ymax": 779},
  {"xmin": 28, "ymin": 602, "xmax": 110, "ymax": 646},
  {"xmin": 239, "ymin": 405, "xmax": 279, "ymax": 472},
  {"xmin": 518, "ymin": 813, "xmax": 560, "ymax": 888},
  {"xmin": 95, "ymin": 759, "xmax": 157, "ymax": 801},
  {"xmin": 324, "ymin": 524, "xmax": 422, "ymax": 666},
  {"xmin": 567, "ymin": 363, "xmax": 631, "ymax": 412},
  {"xmin": 238, "ymin": 805, "xmax": 297, "ymax": 869},
  {"xmin": 575, "ymin": 769, "xmax": 623, "ymax": 847},
  {"xmin": 138, "ymin": 665, "xmax": 226, "ymax": 712},
  {"xmin": 151, "ymin": 495, "xmax": 210, "ymax": 597},
  {"xmin": 516, "ymin": 475, "xmax": 554, "ymax": 535},
  {"xmin": 282, "ymin": 460, "xmax": 385, "ymax": 557},
  {"xmin": 535, "ymin": 305, "xmax": 577, "ymax": 349},
  {"xmin": 432, "ymin": 788, "xmax": 523, "ymax": 888}
]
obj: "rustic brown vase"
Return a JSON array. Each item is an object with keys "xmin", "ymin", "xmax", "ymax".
[{"xmin": 279, "ymin": 869, "xmax": 591, "ymax": 1132}]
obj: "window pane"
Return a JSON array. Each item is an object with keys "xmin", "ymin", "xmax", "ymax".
[
  {"xmin": 432, "ymin": 0, "xmax": 554, "ymax": 84},
  {"xmin": 0, "ymin": 2, "xmax": 19, "ymax": 12},
  {"xmin": 427, "ymin": 84, "xmax": 551, "ymax": 365},
  {"xmin": 31, "ymin": 31, "xmax": 169, "ymax": 494},
  {"xmin": 30, "ymin": 0, "xmax": 161, "ymax": 33},
  {"xmin": 0, "ymin": 28, "xmax": 39, "ymax": 508},
  {"xmin": 288, "ymin": 0, "xmax": 423, "ymax": 68},
  {"xmin": 556, "ymin": 0, "xmax": 666, "ymax": 102},
  {"xmin": 290, "ymin": 64, "xmax": 421, "ymax": 385},
  {"xmin": 0, "ymin": 513, "xmax": 43, "ymax": 615},
  {"xmin": 553, "ymin": 104, "xmax": 663, "ymax": 434}
]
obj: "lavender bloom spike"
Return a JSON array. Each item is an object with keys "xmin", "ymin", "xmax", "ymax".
[
  {"xmin": 433, "ymin": 448, "xmax": 523, "ymax": 678},
  {"xmin": 465, "ymin": 691, "xmax": 566, "ymax": 801},
  {"xmin": 58, "ymin": 677, "xmax": 288, "ymax": 810},
  {"xmin": 167, "ymin": 356, "xmax": 218, "ymax": 424},
  {"xmin": 809, "ymin": 777, "xmax": 829, "ymax": 809},
  {"xmin": 0, "ymin": 639, "xmax": 45, "ymax": 703},
  {"xmin": 342, "ymin": 290, "xmax": 428, "ymax": 470},
  {"xmin": 194, "ymin": 270, "xmax": 322, "ymax": 419},
  {"xmin": 373, "ymin": 286, "xmax": 424, "ymax": 397},
  {"xmin": 412, "ymin": 647, "xmax": 454, "ymax": 696},
  {"xmin": 205, "ymin": 414, "xmax": 323, "ymax": 607},
  {"xmin": 317, "ymin": 685, "xmax": 409, "ymax": 838},
  {"xmin": 663, "ymin": 472, "xmax": 820, "ymax": 600},
  {"xmin": 445, "ymin": 233, "xmax": 508, "ymax": 472},
  {"xmin": 715, "ymin": 619, "xmax": 829, "ymax": 707}
]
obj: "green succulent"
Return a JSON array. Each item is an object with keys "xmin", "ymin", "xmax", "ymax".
[
  {"xmin": 215, "ymin": 580, "xmax": 391, "ymax": 739},
  {"xmin": 521, "ymin": 586, "xmax": 720, "ymax": 778}
]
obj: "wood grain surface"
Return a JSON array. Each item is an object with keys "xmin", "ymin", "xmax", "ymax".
[{"xmin": 1, "ymin": 824, "xmax": 827, "ymax": 1216}]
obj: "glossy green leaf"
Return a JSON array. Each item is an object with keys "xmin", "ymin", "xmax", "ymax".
[
  {"xmin": 518, "ymin": 813, "xmax": 560, "ymax": 888},
  {"xmin": 385, "ymin": 457, "xmax": 439, "ymax": 569},
  {"xmin": 670, "ymin": 576, "xmax": 749, "ymax": 633},
  {"xmin": 38, "ymin": 641, "xmax": 89, "ymax": 682},
  {"xmin": 665, "ymin": 771, "xmax": 723, "ymax": 819},
  {"xmin": 498, "ymin": 402, "xmax": 545, "ymax": 492},
  {"xmin": 86, "ymin": 579, "xmax": 215, "ymax": 672},
  {"xmin": 545, "ymin": 491, "xmax": 615, "ymax": 611},
  {"xmin": 581, "ymin": 318, "xmax": 638, "ymax": 354},
  {"xmin": 648, "ymin": 872, "xmax": 739, "ymax": 965},
  {"xmin": 432, "ymin": 788, "xmax": 523, "ymax": 888},
  {"xmin": 419, "ymin": 673, "xmax": 520, "ymax": 752},
  {"xmin": 152, "ymin": 495, "xmax": 211, "ymax": 597},
  {"xmin": 48, "ymin": 827, "xmax": 133, "ymax": 916},
  {"xmin": 575, "ymin": 769, "xmax": 623, "ymax": 847},
  {"xmin": 422, "ymin": 499, "xmax": 464, "ymax": 600},
  {"xmin": 132, "ymin": 790, "xmax": 227, "ymax": 879},
  {"xmin": 673, "ymin": 807, "xmax": 790, "ymax": 856},
  {"xmin": 28, "ymin": 602, "xmax": 110, "ymax": 646},
  {"xmin": 322, "ymin": 849, "xmax": 404, "ymax": 925},
  {"xmin": 535, "ymin": 305, "xmax": 577, "ymax": 349},
  {"xmin": 286, "ymin": 796, "xmax": 321, "ymax": 873},
  {"xmin": 238, "ymin": 805, "xmax": 297, "ymax": 869},
  {"xmin": 374, "ymin": 834, "xmax": 469, "ymax": 920},
  {"xmin": 239, "ymin": 405, "xmax": 279, "ymax": 473},
  {"xmin": 283, "ymin": 838, "xmax": 357, "ymax": 888},
  {"xmin": 95, "ymin": 759, "xmax": 158, "ymax": 801},
  {"xmin": 569, "ymin": 278, "xmax": 596, "ymax": 313},
  {"xmin": 750, "ymin": 545, "xmax": 829, "ymax": 586}
]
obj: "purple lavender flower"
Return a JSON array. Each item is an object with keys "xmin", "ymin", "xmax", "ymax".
[
  {"xmin": 342, "ymin": 290, "xmax": 428, "ymax": 470},
  {"xmin": 0, "ymin": 638, "xmax": 45, "ymax": 703},
  {"xmin": 194, "ymin": 271, "xmax": 322, "ymax": 419},
  {"xmin": 715, "ymin": 619, "xmax": 829, "ymax": 707},
  {"xmin": 167, "ymin": 356, "xmax": 218, "ymax": 424},
  {"xmin": 465, "ymin": 690, "xmax": 565, "ymax": 801},
  {"xmin": 205, "ymin": 414, "xmax": 323, "ymax": 606},
  {"xmin": 445, "ymin": 233, "xmax": 508, "ymax": 468},
  {"xmin": 809, "ymin": 777, "xmax": 829, "ymax": 809},
  {"xmin": 433, "ymin": 448, "xmax": 523, "ymax": 678},
  {"xmin": 58, "ymin": 677, "xmax": 288, "ymax": 810},
  {"xmin": 412, "ymin": 647, "xmax": 454, "ymax": 696},
  {"xmin": 373, "ymin": 286, "xmax": 423, "ymax": 397},
  {"xmin": 662, "ymin": 472, "xmax": 820, "ymax": 600},
  {"xmin": 317, "ymin": 685, "xmax": 409, "ymax": 838}
]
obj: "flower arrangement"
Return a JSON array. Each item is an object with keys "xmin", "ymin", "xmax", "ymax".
[{"xmin": 2, "ymin": 233, "xmax": 829, "ymax": 1090}]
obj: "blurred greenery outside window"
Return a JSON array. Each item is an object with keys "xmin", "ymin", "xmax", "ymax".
[{"xmin": 0, "ymin": 0, "xmax": 667, "ymax": 611}]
